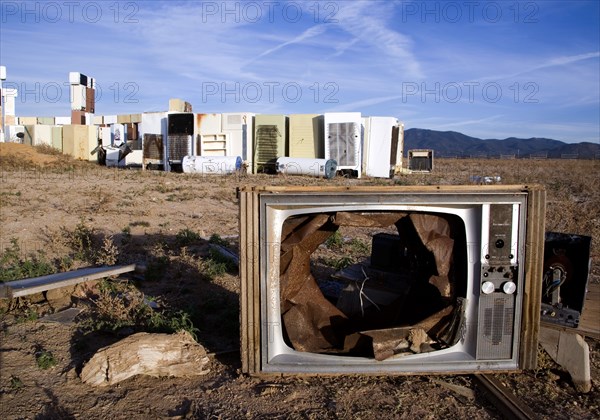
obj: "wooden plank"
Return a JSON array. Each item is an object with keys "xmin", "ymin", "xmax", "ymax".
[
  {"xmin": 520, "ymin": 186, "xmax": 545, "ymax": 370},
  {"xmin": 239, "ymin": 190, "xmax": 250, "ymax": 373},
  {"xmin": 238, "ymin": 185, "xmax": 540, "ymax": 194},
  {"xmin": 251, "ymin": 191, "xmax": 260, "ymax": 373},
  {"xmin": 0, "ymin": 264, "xmax": 137, "ymax": 298},
  {"xmin": 578, "ymin": 283, "xmax": 600, "ymax": 339}
]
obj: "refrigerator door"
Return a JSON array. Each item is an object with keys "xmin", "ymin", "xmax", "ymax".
[
  {"xmin": 324, "ymin": 112, "xmax": 361, "ymax": 177},
  {"xmin": 253, "ymin": 114, "xmax": 287, "ymax": 173},
  {"xmin": 288, "ymin": 114, "xmax": 323, "ymax": 159}
]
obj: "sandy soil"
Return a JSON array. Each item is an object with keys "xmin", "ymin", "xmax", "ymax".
[{"xmin": 0, "ymin": 144, "xmax": 598, "ymax": 419}]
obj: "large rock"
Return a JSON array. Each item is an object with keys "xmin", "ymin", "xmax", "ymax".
[{"xmin": 81, "ymin": 331, "xmax": 209, "ymax": 386}]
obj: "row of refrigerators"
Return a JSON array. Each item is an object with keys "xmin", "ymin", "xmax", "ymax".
[
  {"xmin": 130, "ymin": 111, "xmax": 403, "ymax": 178},
  {"xmin": 8, "ymin": 111, "xmax": 406, "ymax": 178}
]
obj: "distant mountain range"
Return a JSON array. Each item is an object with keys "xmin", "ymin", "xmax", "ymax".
[{"xmin": 404, "ymin": 129, "xmax": 600, "ymax": 159}]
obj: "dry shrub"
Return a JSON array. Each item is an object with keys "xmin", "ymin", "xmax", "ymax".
[
  {"xmin": 84, "ymin": 280, "xmax": 150, "ymax": 332},
  {"xmin": 59, "ymin": 221, "xmax": 120, "ymax": 266},
  {"xmin": 95, "ymin": 236, "xmax": 119, "ymax": 266}
]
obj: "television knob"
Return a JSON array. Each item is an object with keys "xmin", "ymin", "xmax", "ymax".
[
  {"xmin": 503, "ymin": 281, "xmax": 517, "ymax": 295},
  {"xmin": 482, "ymin": 281, "xmax": 495, "ymax": 294}
]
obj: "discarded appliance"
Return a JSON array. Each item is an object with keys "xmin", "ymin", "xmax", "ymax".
[
  {"xmin": 221, "ymin": 112, "xmax": 254, "ymax": 173},
  {"xmin": 195, "ymin": 113, "xmax": 229, "ymax": 156},
  {"xmin": 36, "ymin": 117, "xmax": 55, "ymax": 125},
  {"xmin": 195, "ymin": 113, "xmax": 222, "ymax": 136},
  {"xmin": 125, "ymin": 150, "xmax": 143, "ymax": 166},
  {"xmin": 275, "ymin": 157, "xmax": 337, "ymax": 179},
  {"xmin": 54, "ymin": 116, "xmax": 72, "ymax": 126},
  {"xmin": 253, "ymin": 114, "xmax": 287, "ymax": 173},
  {"xmin": 68, "ymin": 72, "xmax": 95, "ymax": 117},
  {"xmin": 470, "ymin": 175, "xmax": 502, "ymax": 184},
  {"xmin": 104, "ymin": 115, "xmax": 118, "ymax": 125},
  {"xmin": 239, "ymin": 185, "xmax": 546, "ymax": 375},
  {"xmin": 105, "ymin": 142, "xmax": 133, "ymax": 168},
  {"xmin": 1, "ymin": 87, "xmax": 17, "ymax": 118},
  {"xmin": 196, "ymin": 133, "xmax": 229, "ymax": 157},
  {"xmin": 22, "ymin": 124, "xmax": 52, "ymax": 146},
  {"xmin": 51, "ymin": 126, "xmax": 63, "ymax": 151},
  {"xmin": 288, "ymin": 114, "xmax": 323, "ymax": 159},
  {"xmin": 541, "ymin": 232, "xmax": 592, "ymax": 328},
  {"xmin": 62, "ymin": 124, "xmax": 99, "ymax": 161},
  {"xmin": 18, "ymin": 116, "xmax": 37, "ymax": 125},
  {"xmin": 408, "ymin": 149, "xmax": 434, "ymax": 172},
  {"xmin": 362, "ymin": 116, "xmax": 403, "ymax": 178},
  {"xmin": 182, "ymin": 155, "xmax": 242, "ymax": 175},
  {"xmin": 111, "ymin": 123, "xmax": 125, "ymax": 146},
  {"xmin": 7, "ymin": 125, "xmax": 24, "ymax": 143},
  {"xmin": 324, "ymin": 112, "xmax": 362, "ymax": 177},
  {"xmin": 100, "ymin": 127, "xmax": 111, "ymax": 148},
  {"xmin": 166, "ymin": 112, "xmax": 194, "ymax": 172},
  {"xmin": 70, "ymin": 84, "xmax": 86, "ymax": 111},
  {"xmin": 140, "ymin": 112, "xmax": 167, "ymax": 170},
  {"xmin": 117, "ymin": 114, "xmax": 131, "ymax": 124},
  {"xmin": 169, "ymin": 98, "xmax": 192, "ymax": 113}
]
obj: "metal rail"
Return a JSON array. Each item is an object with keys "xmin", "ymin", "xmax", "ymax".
[
  {"xmin": 473, "ymin": 374, "xmax": 538, "ymax": 420},
  {"xmin": 0, "ymin": 264, "xmax": 138, "ymax": 298}
]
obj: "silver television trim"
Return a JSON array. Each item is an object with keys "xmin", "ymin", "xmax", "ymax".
[{"xmin": 239, "ymin": 185, "xmax": 545, "ymax": 376}]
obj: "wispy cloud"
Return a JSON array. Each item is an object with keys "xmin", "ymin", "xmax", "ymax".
[
  {"xmin": 333, "ymin": 1, "xmax": 423, "ymax": 79},
  {"xmin": 0, "ymin": 1, "xmax": 597, "ymax": 142},
  {"xmin": 243, "ymin": 25, "xmax": 327, "ymax": 66},
  {"xmin": 475, "ymin": 51, "xmax": 600, "ymax": 83}
]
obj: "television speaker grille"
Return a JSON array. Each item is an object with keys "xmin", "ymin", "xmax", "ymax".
[{"xmin": 476, "ymin": 294, "xmax": 515, "ymax": 360}]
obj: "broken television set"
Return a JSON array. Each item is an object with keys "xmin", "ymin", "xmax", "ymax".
[{"xmin": 239, "ymin": 186, "xmax": 545, "ymax": 375}]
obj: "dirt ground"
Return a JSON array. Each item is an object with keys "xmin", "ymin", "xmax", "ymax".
[{"xmin": 0, "ymin": 144, "xmax": 599, "ymax": 419}]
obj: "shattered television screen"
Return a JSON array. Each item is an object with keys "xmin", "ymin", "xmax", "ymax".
[{"xmin": 239, "ymin": 186, "xmax": 545, "ymax": 375}]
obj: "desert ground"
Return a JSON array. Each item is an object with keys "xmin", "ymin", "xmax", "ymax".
[{"xmin": 0, "ymin": 143, "xmax": 598, "ymax": 419}]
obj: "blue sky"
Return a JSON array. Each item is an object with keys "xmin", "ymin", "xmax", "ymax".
[{"xmin": 1, "ymin": 0, "xmax": 598, "ymax": 143}]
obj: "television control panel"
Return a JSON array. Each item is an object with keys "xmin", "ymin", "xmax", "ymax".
[{"xmin": 477, "ymin": 204, "xmax": 520, "ymax": 360}]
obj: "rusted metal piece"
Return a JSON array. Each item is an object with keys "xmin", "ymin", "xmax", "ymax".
[
  {"xmin": 473, "ymin": 374, "xmax": 538, "ymax": 420},
  {"xmin": 280, "ymin": 214, "xmax": 348, "ymax": 353},
  {"xmin": 360, "ymin": 305, "xmax": 455, "ymax": 361}
]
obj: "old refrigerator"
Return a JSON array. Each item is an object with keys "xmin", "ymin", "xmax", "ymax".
[
  {"xmin": 253, "ymin": 114, "xmax": 287, "ymax": 173},
  {"xmin": 62, "ymin": 125, "xmax": 98, "ymax": 161},
  {"xmin": 288, "ymin": 114, "xmax": 323, "ymax": 159},
  {"xmin": 222, "ymin": 112, "xmax": 254, "ymax": 173},
  {"xmin": 362, "ymin": 116, "xmax": 402, "ymax": 178},
  {"xmin": 324, "ymin": 112, "xmax": 362, "ymax": 177},
  {"xmin": 166, "ymin": 112, "xmax": 194, "ymax": 171},
  {"xmin": 196, "ymin": 113, "xmax": 228, "ymax": 156},
  {"xmin": 140, "ymin": 112, "xmax": 167, "ymax": 170}
]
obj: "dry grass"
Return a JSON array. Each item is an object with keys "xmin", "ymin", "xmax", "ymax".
[{"xmin": 0, "ymin": 150, "xmax": 599, "ymax": 419}]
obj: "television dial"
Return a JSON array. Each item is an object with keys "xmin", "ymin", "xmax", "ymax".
[
  {"xmin": 482, "ymin": 281, "xmax": 495, "ymax": 294},
  {"xmin": 503, "ymin": 281, "xmax": 517, "ymax": 295}
]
